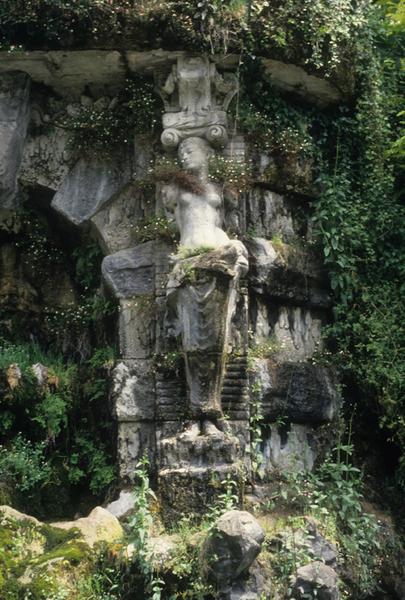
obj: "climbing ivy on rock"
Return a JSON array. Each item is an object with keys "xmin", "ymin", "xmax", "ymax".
[{"xmin": 233, "ymin": 2, "xmax": 405, "ymax": 494}]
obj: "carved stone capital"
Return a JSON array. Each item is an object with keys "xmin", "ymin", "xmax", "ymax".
[{"xmin": 157, "ymin": 55, "xmax": 237, "ymax": 150}]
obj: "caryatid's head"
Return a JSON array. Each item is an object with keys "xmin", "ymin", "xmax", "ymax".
[{"xmin": 178, "ymin": 137, "xmax": 214, "ymax": 175}]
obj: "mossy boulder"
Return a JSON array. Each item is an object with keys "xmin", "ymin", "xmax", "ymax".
[
  {"xmin": 0, "ymin": 504, "xmax": 119, "ymax": 598},
  {"xmin": 50, "ymin": 506, "xmax": 124, "ymax": 547}
]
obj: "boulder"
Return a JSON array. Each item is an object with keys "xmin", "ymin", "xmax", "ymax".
[
  {"xmin": 0, "ymin": 505, "xmax": 41, "ymax": 525},
  {"xmin": 50, "ymin": 506, "xmax": 123, "ymax": 547},
  {"xmin": 305, "ymin": 518, "xmax": 337, "ymax": 567},
  {"xmin": 0, "ymin": 72, "xmax": 31, "ymax": 209},
  {"xmin": 225, "ymin": 559, "xmax": 272, "ymax": 599},
  {"xmin": 269, "ymin": 519, "xmax": 337, "ymax": 570},
  {"xmin": 202, "ymin": 510, "xmax": 265, "ymax": 587},
  {"xmin": 291, "ymin": 562, "xmax": 340, "ymax": 600}
]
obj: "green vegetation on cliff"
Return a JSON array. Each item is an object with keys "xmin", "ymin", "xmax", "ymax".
[{"xmin": 0, "ymin": 210, "xmax": 117, "ymax": 517}]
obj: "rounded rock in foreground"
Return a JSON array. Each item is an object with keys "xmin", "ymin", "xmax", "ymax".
[
  {"xmin": 291, "ymin": 562, "xmax": 340, "ymax": 600},
  {"xmin": 202, "ymin": 510, "xmax": 265, "ymax": 587}
]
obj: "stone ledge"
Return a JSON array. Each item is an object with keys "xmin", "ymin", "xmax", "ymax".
[{"xmin": 0, "ymin": 50, "xmax": 342, "ymax": 107}]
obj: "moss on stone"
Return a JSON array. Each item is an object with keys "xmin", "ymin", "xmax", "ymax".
[
  {"xmin": 40, "ymin": 523, "xmax": 80, "ymax": 552},
  {"xmin": 33, "ymin": 539, "xmax": 90, "ymax": 566}
]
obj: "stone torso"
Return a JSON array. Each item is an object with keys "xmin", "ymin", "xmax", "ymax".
[{"xmin": 174, "ymin": 183, "xmax": 230, "ymax": 249}]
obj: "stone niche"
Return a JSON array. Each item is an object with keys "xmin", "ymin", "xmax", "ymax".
[{"xmin": 0, "ymin": 52, "xmax": 339, "ymax": 515}]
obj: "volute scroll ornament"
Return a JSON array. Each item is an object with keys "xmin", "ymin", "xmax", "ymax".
[{"xmin": 157, "ymin": 55, "xmax": 238, "ymax": 150}]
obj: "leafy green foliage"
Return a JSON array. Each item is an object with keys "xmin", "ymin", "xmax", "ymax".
[
  {"xmin": 236, "ymin": 3, "xmax": 404, "ymax": 492},
  {"xmin": 266, "ymin": 443, "xmax": 383, "ymax": 597},
  {"xmin": 128, "ymin": 457, "xmax": 164, "ymax": 600},
  {"xmin": 309, "ymin": 15, "xmax": 405, "ymax": 486},
  {"xmin": 132, "ymin": 214, "xmax": 177, "ymax": 245},
  {"xmin": 0, "ymin": 436, "xmax": 52, "ymax": 493},
  {"xmin": 0, "ymin": 0, "xmax": 384, "ymax": 81},
  {"xmin": 0, "ymin": 342, "xmax": 117, "ymax": 514}
]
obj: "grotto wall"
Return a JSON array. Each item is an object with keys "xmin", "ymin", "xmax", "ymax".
[{"xmin": 0, "ymin": 49, "xmax": 340, "ymax": 516}]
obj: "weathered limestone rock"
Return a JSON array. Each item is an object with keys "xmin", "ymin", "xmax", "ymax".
[
  {"xmin": 225, "ymin": 560, "xmax": 273, "ymax": 600},
  {"xmin": 105, "ymin": 490, "xmax": 135, "ymax": 519},
  {"xmin": 273, "ymin": 306, "xmax": 324, "ymax": 360},
  {"xmin": 102, "ymin": 242, "xmax": 155, "ymax": 298},
  {"xmin": 247, "ymin": 237, "xmax": 330, "ymax": 308},
  {"xmin": 270, "ymin": 518, "xmax": 337, "ymax": 569},
  {"xmin": 91, "ymin": 134, "xmax": 155, "ymax": 254},
  {"xmin": 305, "ymin": 519, "xmax": 338, "ymax": 567},
  {"xmin": 261, "ymin": 362, "xmax": 338, "ymax": 424},
  {"xmin": 291, "ymin": 562, "xmax": 340, "ymax": 600},
  {"xmin": 20, "ymin": 127, "xmax": 70, "ymax": 191},
  {"xmin": 158, "ymin": 420, "xmax": 241, "ymax": 470},
  {"xmin": 0, "ymin": 51, "xmax": 343, "ymax": 106},
  {"xmin": 202, "ymin": 510, "xmax": 265, "ymax": 587},
  {"xmin": 260, "ymin": 57, "xmax": 342, "ymax": 106},
  {"xmin": 247, "ymin": 190, "xmax": 296, "ymax": 242},
  {"xmin": 118, "ymin": 421, "xmax": 155, "ymax": 481},
  {"xmin": 260, "ymin": 423, "xmax": 316, "ymax": 473},
  {"xmin": 118, "ymin": 298, "xmax": 155, "ymax": 360},
  {"xmin": 112, "ymin": 359, "xmax": 154, "ymax": 421},
  {"xmin": 91, "ymin": 187, "xmax": 138, "ymax": 254},
  {"xmin": 51, "ymin": 157, "xmax": 131, "ymax": 226},
  {"xmin": 0, "ymin": 50, "xmax": 125, "ymax": 99},
  {"xmin": 51, "ymin": 506, "xmax": 123, "ymax": 548},
  {"xmin": 253, "ymin": 300, "xmax": 324, "ymax": 360},
  {"xmin": 92, "ymin": 188, "xmax": 146, "ymax": 254},
  {"xmin": 0, "ymin": 72, "xmax": 30, "ymax": 209}
]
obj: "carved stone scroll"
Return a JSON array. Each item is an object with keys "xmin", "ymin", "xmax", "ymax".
[{"xmin": 157, "ymin": 56, "xmax": 238, "ymax": 150}]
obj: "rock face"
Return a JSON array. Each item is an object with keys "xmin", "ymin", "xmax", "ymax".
[
  {"xmin": 0, "ymin": 72, "xmax": 30, "ymax": 209},
  {"xmin": 51, "ymin": 157, "xmax": 131, "ymax": 226},
  {"xmin": 105, "ymin": 490, "xmax": 135, "ymax": 519},
  {"xmin": 291, "ymin": 562, "xmax": 340, "ymax": 600},
  {"xmin": 247, "ymin": 236, "xmax": 330, "ymax": 308},
  {"xmin": 0, "ymin": 49, "xmax": 341, "ymax": 513},
  {"xmin": 51, "ymin": 506, "xmax": 123, "ymax": 547},
  {"xmin": 0, "ymin": 50, "xmax": 343, "ymax": 106},
  {"xmin": 20, "ymin": 127, "xmax": 70, "ymax": 191},
  {"xmin": 202, "ymin": 510, "xmax": 265, "ymax": 587},
  {"xmin": 261, "ymin": 362, "xmax": 338, "ymax": 424},
  {"xmin": 102, "ymin": 242, "xmax": 156, "ymax": 298}
]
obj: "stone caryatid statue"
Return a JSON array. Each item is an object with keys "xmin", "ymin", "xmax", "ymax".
[{"xmin": 157, "ymin": 57, "xmax": 248, "ymax": 442}]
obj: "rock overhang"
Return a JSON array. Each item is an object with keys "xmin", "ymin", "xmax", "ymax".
[{"xmin": 0, "ymin": 49, "xmax": 343, "ymax": 107}]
